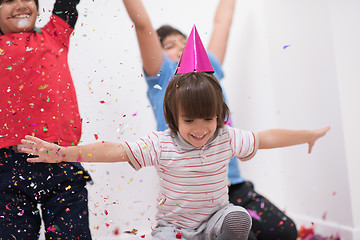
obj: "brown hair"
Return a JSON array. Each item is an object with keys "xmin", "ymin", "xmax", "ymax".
[
  {"xmin": 156, "ymin": 25, "xmax": 186, "ymax": 47},
  {"xmin": 164, "ymin": 72, "xmax": 229, "ymax": 133}
]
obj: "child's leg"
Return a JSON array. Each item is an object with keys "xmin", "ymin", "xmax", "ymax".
[
  {"xmin": 205, "ymin": 204, "xmax": 252, "ymax": 240},
  {"xmin": 0, "ymin": 150, "xmax": 42, "ymax": 239},
  {"xmin": 40, "ymin": 165, "xmax": 91, "ymax": 239},
  {"xmin": 152, "ymin": 221, "xmax": 191, "ymax": 240},
  {"xmin": 229, "ymin": 181, "xmax": 298, "ymax": 240}
]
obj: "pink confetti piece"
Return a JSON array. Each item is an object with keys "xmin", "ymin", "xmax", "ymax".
[{"xmin": 247, "ymin": 209, "xmax": 261, "ymax": 220}]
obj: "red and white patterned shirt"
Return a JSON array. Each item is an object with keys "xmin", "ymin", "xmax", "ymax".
[{"xmin": 122, "ymin": 125, "xmax": 258, "ymax": 229}]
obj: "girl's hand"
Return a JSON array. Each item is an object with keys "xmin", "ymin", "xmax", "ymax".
[
  {"xmin": 308, "ymin": 126, "xmax": 331, "ymax": 153},
  {"xmin": 20, "ymin": 135, "xmax": 65, "ymax": 163}
]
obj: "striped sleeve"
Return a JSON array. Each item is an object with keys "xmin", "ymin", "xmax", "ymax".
[
  {"xmin": 228, "ymin": 126, "xmax": 259, "ymax": 161},
  {"xmin": 120, "ymin": 132, "xmax": 161, "ymax": 170}
]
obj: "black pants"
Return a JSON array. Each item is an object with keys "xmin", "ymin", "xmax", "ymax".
[
  {"xmin": 0, "ymin": 148, "xmax": 92, "ymax": 240},
  {"xmin": 229, "ymin": 181, "xmax": 298, "ymax": 240}
]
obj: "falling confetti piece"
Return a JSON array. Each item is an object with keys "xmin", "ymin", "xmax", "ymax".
[
  {"xmin": 247, "ymin": 209, "xmax": 261, "ymax": 220},
  {"xmin": 159, "ymin": 198, "xmax": 166, "ymax": 205},
  {"xmin": 99, "ymin": 100, "xmax": 105, "ymax": 104},
  {"xmin": 176, "ymin": 232, "xmax": 182, "ymax": 239},
  {"xmin": 38, "ymin": 84, "xmax": 49, "ymax": 90},
  {"xmin": 114, "ymin": 228, "xmax": 120, "ymax": 235},
  {"xmin": 283, "ymin": 45, "xmax": 291, "ymax": 49},
  {"xmin": 124, "ymin": 229, "xmax": 138, "ymax": 235},
  {"xmin": 225, "ymin": 120, "xmax": 232, "ymax": 126},
  {"xmin": 94, "ymin": 134, "xmax": 99, "ymax": 140},
  {"xmin": 154, "ymin": 84, "xmax": 162, "ymax": 90}
]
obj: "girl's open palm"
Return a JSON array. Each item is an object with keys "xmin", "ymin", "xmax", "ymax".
[{"xmin": 20, "ymin": 135, "xmax": 65, "ymax": 163}]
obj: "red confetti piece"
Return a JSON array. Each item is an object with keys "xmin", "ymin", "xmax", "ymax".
[
  {"xmin": 47, "ymin": 226, "xmax": 57, "ymax": 232},
  {"xmin": 298, "ymin": 225, "xmax": 314, "ymax": 238},
  {"xmin": 94, "ymin": 134, "xmax": 99, "ymax": 140},
  {"xmin": 176, "ymin": 232, "xmax": 182, "ymax": 239},
  {"xmin": 99, "ymin": 100, "xmax": 105, "ymax": 104}
]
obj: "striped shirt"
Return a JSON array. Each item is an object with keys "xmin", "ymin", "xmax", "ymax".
[{"xmin": 121, "ymin": 125, "xmax": 258, "ymax": 229}]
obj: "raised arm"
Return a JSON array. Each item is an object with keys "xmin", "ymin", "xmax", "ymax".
[
  {"xmin": 123, "ymin": 0, "xmax": 163, "ymax": 76},
  {"xmin": 53, "ymin": 0, "xmax": 81, "ymax": 28},
  {"xmin": 207, "ymin": 0, "xmax": 236, "ymax": 64},
  {"xmin": 20, "ymin": 135, "xmax": 129, "ymax": 163},
  {"xmin": 258, "ymin": 126, "xmax": 331, "ymax": 153}
]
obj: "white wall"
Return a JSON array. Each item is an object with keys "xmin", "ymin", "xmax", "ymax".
[{"xmin": 37, "ymin": 0, "xmax": 359, "ymax": 239}]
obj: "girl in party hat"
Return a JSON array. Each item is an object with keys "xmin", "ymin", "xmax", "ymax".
[
  {"xmin": 123, "ymin": 1, "xmax": 300, "ymax": 239},
  {"xmin": 19, "ymin": 26, "xmax": 330, "ymax": 240}
]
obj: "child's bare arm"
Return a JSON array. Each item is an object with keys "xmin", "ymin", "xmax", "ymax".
[
  {"xmin": 123, "ymin": 0, "xmax": 163, "ymax": 76},
  {"xmin": 20, "ymin": 135, "xmax": 129, "ymax": 164},
  {"xmin": 207, "ymin": 0, "xmax": 236, "ymax": 64},
  {"xmin": 258, "ymin": 126, "xmax": 330, "ymax": 153}
]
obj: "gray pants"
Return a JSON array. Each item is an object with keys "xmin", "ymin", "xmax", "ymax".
[{"xmin": 152, "ymin": 204, "xmax": 251, "ymax": 240}]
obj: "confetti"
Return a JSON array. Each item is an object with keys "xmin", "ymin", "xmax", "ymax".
[
  {"xmin": 247, "ymin": 209, "xmax": 261, "ymax": 220},
  {"xmin": 283, "ymin": 45, "xmax": 291, "ymax": 49},
  {"xmin": 38, "ymin": 84, "xmax": 49, "ymax": 90},
  {"xmin": 176, "ymin": 232, "xmax": 182, "ymax": 239},
  {"xmin": 159, "ymin": 198, "xmax": 166, "ymax": 205},
  {"xmin": 154, "ymin": 84, "xmax": 162, "ymax": 90},
  {"xmin": 124, "ymin": 229, "xmax": 138, "ymax": 235}
]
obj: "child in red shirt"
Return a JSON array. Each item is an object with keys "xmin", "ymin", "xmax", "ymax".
[{"xmin": 0, "ymin": 0, "xmax": 91, "ymax": 239}]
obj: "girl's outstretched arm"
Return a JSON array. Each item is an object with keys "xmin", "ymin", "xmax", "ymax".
[
  {"xmin": 258, "ymin": 126, "xmax": 331, "ymax": 153},
  {"xmin": 20, "ymin": 135, "xmax": 129, "ymax": 163},
  {"xmin": 123, "ymin": 0, "xmax": 163, "ymax": 76},
  {"xmin": 207, "ymin": 0, "xmax": 236, "ymax": 64}
]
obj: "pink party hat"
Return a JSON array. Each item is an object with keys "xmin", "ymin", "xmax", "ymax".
[{"xmin": 174, "ymin": 25, "xmax": 214, "ymax": 75}]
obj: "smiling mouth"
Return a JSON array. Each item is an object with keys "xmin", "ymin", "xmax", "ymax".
[
  {"xmin": 13, "ymin": 14, "xmax": 31, "ymax": 19},
  {"xmin": 190, "ymin": 133, "xmax": 207, "ymax": 140}
]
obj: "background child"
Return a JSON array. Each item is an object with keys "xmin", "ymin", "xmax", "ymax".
[
  {"xmin": 123, "ymin": 0, "xmax": 298, "ymax": 238},
  {"xmin": 0, "ymin": 0, "xmax": 91, "ymax": 238},
  {"xmin": 19, "ymin": 71, "xmax": 330, "ymax": 240}
]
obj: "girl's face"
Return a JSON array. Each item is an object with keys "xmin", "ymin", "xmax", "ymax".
[
  {"xmin": 178, "ymin": 115, "xmax": 217, "ymax": 148},
  {"xmin": 162, "ymin": 33, "xmax": 187, "ymax": 62},
  {"xmin": 0, "ymin": 0, "xmax": 38, "ymax": 34}
]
